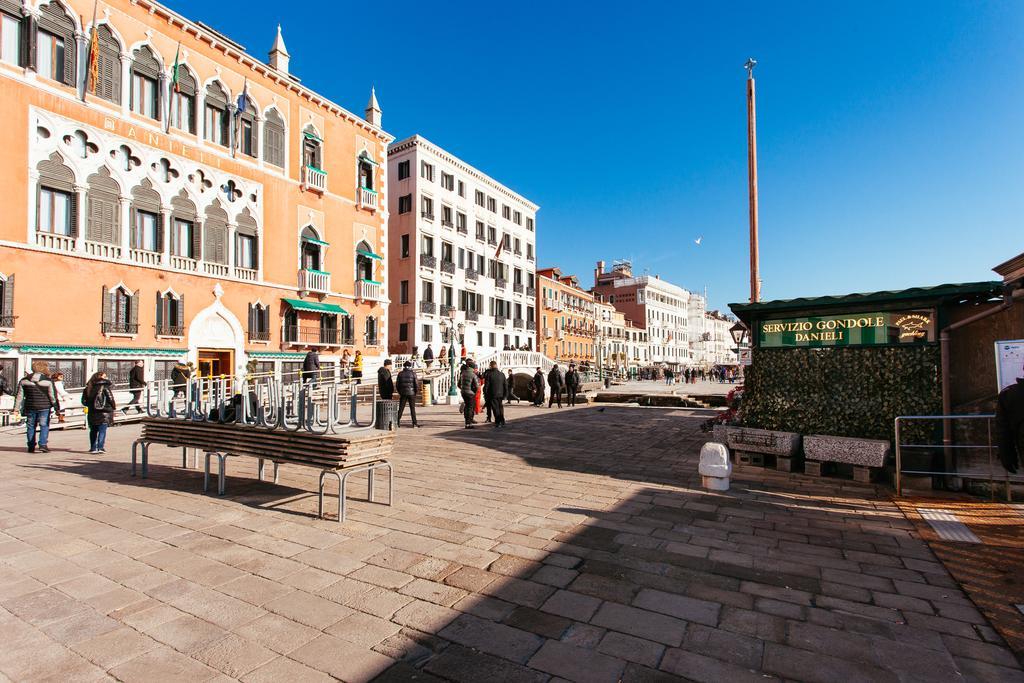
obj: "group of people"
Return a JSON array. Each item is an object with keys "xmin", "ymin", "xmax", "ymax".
[
  {"xmin": 659, "ymin": 366, "xmax": 738, "ymax": 385},
  {"xmin": 528, "ymin": 363, "xmax": 583, "ymax": 409},
  {"xmin": 301, "ymin": 349, "xmax": 364, "ymax": 385}
]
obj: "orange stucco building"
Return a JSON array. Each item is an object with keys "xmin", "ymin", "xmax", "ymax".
[
  {"xmin": 0, "ymin": 0, "xmax": 391, "ymax": 388},
  {"xmin": 536, "ymin": 267, "xmax": 596, "ymax": 365}
]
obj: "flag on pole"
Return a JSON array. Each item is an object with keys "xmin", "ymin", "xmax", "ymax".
[
  {"xmin": 494, "ymin": 231, "xmax": 505, "ymax": 259},
  {"xmin": 85, "ymin": 1, "xmax": 99, "ymax": 97},
  {"xmin": 166, "ymin": 42, "xmax": 181, "ymax": 132},
  {"xmin": 236, "ymin": 79, "xmax": 249, "ymax": 115},
  {"xmin": 170, "ymin": 43, "xmax": 181, "ymax": 92},
  {"xmin": 231, "ymin": 79, "xmax": 249, "ymax": 156}
]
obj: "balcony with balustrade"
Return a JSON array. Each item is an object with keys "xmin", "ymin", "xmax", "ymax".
[
  {"xmin": 355, "ymin": 279, "xmax": 384, "ymax": 301},
  {"xmin": 513, "ymin": 318, "xmax": 524, "ymax": 329},
  {"xmin": 465, "ymin": 268, "xmax": 478, "ymax": 282},
  {"xmin": 235, "ymin": 267, "xmax": 258, "ymax": 282},
  {"xmin": 420, "ymin": 300, "xmax": 436, "ymax": 315},
  {"xmin": 526, "ymin": 319, "xmax": 536, "ymax": 330},
  {"xmin": 298, "ymin": 268, "xmax": 331, "ymax": 295},
  {"xmin": 101, "ymin": 321, "xmax": 138, "ymax": 336},
  {"xmin": 495, "ymin": 315, "xmax": 508, "ymax": 327},
  {"xmin": 513, "ymin": 282, "xmax": 524, "ymax": 294},
  {"xmin": 84, "ymin": 241, "xmax": 121, "ymax": 259},
  {"xmin": 440, "ymin": 260, "xmax": 456, "ymax": 275},
  {"xmin": 0, "ymin": 315, "xmax": 16, "ymax": 329},
  {"xmin": 248, "ymin": 329, "xmax": 271, "ymax": 342},
  {"xmin": 284, "ymin": 325, "xmax": 339, "ymax": 347},
  {"xmin": 155, "ymin": 324, "xmax": 185, "ymax": 338},
  {"xmin": 129, "ymin": 248, "xmax": 162, "ymax": 266},
  {"xmin": 37, "ymin": 231, "xmax": 76, "ymax": 252},
  {"xmin": 419, "ymin": 254, "xmax": 437, "ymax": 269},
  {"xmin": 170, "ymin": 255, "xmax": 198, "ymax": 272},
  {"xmin": 440, "ymin": 304, "xmax": 456, "ymax": 317},
  {"xmin": 359, "ymin": 187, "xmax": 378, "ymax": 211},
  {"xmin": 495, "ymin": 278, "xmax": 507, "ymax": 289},
  {"xmin": 303, "ymin": 165, "xmax": 327, "ymax": 193},
  {"xmin": 466, "ymin": 310, "xmax": 479, "ymax": 322},
  {"xmin": 526, "ymin": 286, "xmax": 536, "ymax": 297}
]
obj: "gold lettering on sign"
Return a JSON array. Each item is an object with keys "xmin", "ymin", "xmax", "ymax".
[
  {"xmin": 127, "ymin": 127, "xmax": 136, "ymax": 139},
  {"xmin": 894, "ymin": 314, "xmax": 931, "ymax": 340},
  {"xmin": 104, "ymin": 118, "xmax": 115, "ymax": 131}
]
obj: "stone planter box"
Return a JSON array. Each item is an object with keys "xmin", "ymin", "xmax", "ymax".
[
  {"xmin": 803, "ymin": 434, "xmax": 891, "ymax": 482},
  {"xmin": 718, "ymin": 426, "xmax": 802, "ymax": 472}
]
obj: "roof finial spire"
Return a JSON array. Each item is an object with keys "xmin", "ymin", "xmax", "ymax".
[
  {"xmin": 269, "ymin": 23, "xmax": 290, "ymax": 74},
  {"xmin": 365, "ymin": 85, "xmax": 382, "ymax": 127}
]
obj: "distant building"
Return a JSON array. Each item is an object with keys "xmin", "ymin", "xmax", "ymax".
[
  {"xmin": 595, "ymin": 298, "xmax": 648, "ymax": 377},
  {"xmin": 537, "ymin": 267, "xmax": 596, "ymax": 364},
  {"xmin": 387, "ymin": 135, "xmax": 537, "ymax": 356},
  {"xmin": 592, "ymin": 260, "xmax": 695, "ymax": 370}
]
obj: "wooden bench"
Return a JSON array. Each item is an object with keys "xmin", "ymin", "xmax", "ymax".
[{"xmin": 131, "ymin": 418, "xmax": 394, "ymax": 522}]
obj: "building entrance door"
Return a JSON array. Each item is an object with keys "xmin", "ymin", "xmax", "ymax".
[{"xmin": 197, "ymin": 349, "xmax": 233, "ymax": 379}]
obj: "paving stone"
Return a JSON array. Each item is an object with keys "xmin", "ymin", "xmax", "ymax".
[
  {"xmin": 681, "ymin": 623, "xmax": 764, "ymax": 670},
  {"xmin": 217, "ymin": 574, "xmax": 295, "ymax": 606},
  {"xmin": 70, "ymin": 625, "xmax": 159, "ymax": 668},
  {"xmin": 233, "ymin": 612, "xmax": 321, "ymax": 655},
  {"xmin": 762, "ymin": 642, "xmax": 899, "ymax": 683},
  {"xmin": 541, "ymin": 589, "xmax": 603, "ymax": 621},
  {"xmin": 660, "ymin": 647, "xmax": 775, "ymax": 683},
  {"xmin": 264, "ymin": 589, "xmax": 352, "ymax": 629},
  {"xmin": 531, "ymin": 564, "xmax": 579, "ymax": 588},
  {"xmin": 391, "ymin": 598, "xmax": 460, "ymax": 633},
  {"xmin": 373, "ymin": 627, "xmax": 449, "ymax": 665},
  {"xmin": 326, "ymin": 610, "xmax": 403, "ymax": 647},
  {"xmin": 193, "ymin": 633, "xmax": 278, "ymax": 678},
  {"xmin": 240, "ymin": 655, "xmax": 335, "ymax": 683},
  {"xmin": 349, "ymin": 564, "xmax": 415, "ymax": 590},
  {"xmin": 598, "ymin": 631, "xmax": 665, "ymax": 668},
  {"xmin": 561, "ymin": 621, "xmax": 607, "ymax": 649},
  {"xmin": 480, "ymin": 576, "xmax": 555, "ymax": 608},
  {"xmin": 438, "ymin": 613, "xmax": 544, "ymax": 663},
  {"xmin": 504, "ymin": 605, "xmax": 573, "ymax": 639},
  {"xmin": 953, "ymin": 656, "xmax": 1024, "ymax": 683},
  {"xmin": 289, "ymin": 633, "xmax": 397, "ymax": 681},
  {"xmin": 424, "ymin": 643, "xmax": 549, "ymax": 683},
  {"xmin": 591, "ymin": 601, "xmax": 687, "ymax": 646},
  {"xmin": 443, "ymin": 566, "xmax": 497, "ymax": 592},
  {"xmin": 529, "ymin": 639, "xmax": 627, "ymax": 681},
  {"xmin": 633, "ymin": 588, "xmax": 721, "ymax": 626},
  {"xmin": 146, "ymin": 614, "xmax": 230, "ymax": 656},
  {"xmin": 941, "ymin": 633, "xmax": 1021, "ymax": 668},
  {"xmin": 398, "ymin": 577, "xmax": 468, "ymax": 606},
  {"xmin": 109, "ymin": 646, "xmax": 219, "ymax": 681}
]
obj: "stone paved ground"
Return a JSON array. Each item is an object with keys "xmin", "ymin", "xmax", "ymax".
[{"xmin": 0, "ymin": 403, "xmax": 1022, "ymax": 682}]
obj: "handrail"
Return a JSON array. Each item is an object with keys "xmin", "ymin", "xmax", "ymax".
[{"xmin": 894, "ymin": 414, "xmax": 1023, "ymax": 501}]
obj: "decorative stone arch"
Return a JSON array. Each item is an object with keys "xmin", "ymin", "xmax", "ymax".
[{"xmin": 186, "ymin": 286, "xmax": 245, "ymax": 379}]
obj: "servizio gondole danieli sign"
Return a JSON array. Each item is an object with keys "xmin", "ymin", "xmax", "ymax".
[{"xmin": 758, "ymin": 311, "xmax": 934, "ymax": 348}]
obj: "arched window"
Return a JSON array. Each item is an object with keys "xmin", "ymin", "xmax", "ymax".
[
  {"xmin": 235, "ymin": 209, "xmax": 258, "ymax": 271},
  {"xmin": 101, "ymin": 284, "xmax": 137, "ymax": 335},
  {"xmin": 170, "ymin": 191, "xmax": 198, "ymax": 260},
  {"xmin": 263, "ymin": 108, "xmax": 285, "ymax": 168},
  {"xmin": 85, "ymin": 167, "xmax": 120, "ymax": 245},
  {"xmin": 247, "ymin": 302, "xmax": 269, "ymax": 341},
  {"xmin": 130, "ymin": 45, "xmax": 161, "ymax": 120},
  {"xmin": 300, "ymin": 226, "xmax": 322, "ymax": 272},
  {"xmin": 355, "ymin": 240, "xmax": 375, "ymax": 281},
  {"xmin": 130, "ymin": 179, "xmax": 161, "ymax": 252},
  {"xmin": 238, "ymin": 97, "xmax": 257, "ymax": 158},
  {"xmin": 365, "ymin": 316, "xmax": 379, "ymax": 346},
  {"xmin": 36, "ymin": 2, "xmax": 75, "ymax": 85},
  {"xmin": 204, "ymin": 82, "xmax": 229, "ymax": 147},
  {"xmin": 203, "ymin": 201, "xmax": 228, "ymax": 264},
  {"xmin": 301, "ymin": 125, "xmax": 322, "ymax": 170},
  {"xmin": 92, "ymin": 25, "xmax": 120, "ymax": 103},
  {"xmin": 358, "ymin": 153, "xmax": 375, "ymax": 191},
  {"xmin": 155, "ymin": 291, "xmax": 184, "ymax": 336},
  {"xmin": 170, "ymin": 65, "xmax": 196, "ymax": 134},
  {"xmin": 36, "ymin": 152, "xmax": 76, "ymax": 236}
]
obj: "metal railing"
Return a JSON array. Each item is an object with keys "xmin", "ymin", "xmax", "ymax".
[
  {"xmin": 894, "ymin": 414, "xmax": 1024, "ymax": 500},
  {"xmin": 284, "ymin": 325, "xmax": 339, "ymax": 346},
  {"xmin": 419, "ymin": 254, "xmax": 437, "ymax": 269},
  {"xmin": 101, "ymin": 321, "xmax": 139, "ymax": 335},
  {"xmin": 155, "ymin": 324, "xmax": 185, "ymax": 337}
]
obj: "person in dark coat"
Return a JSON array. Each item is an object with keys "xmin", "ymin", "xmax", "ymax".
[
  {"xmin": 506, "ymin": 369, "xmax": 519, "ymax": 404},
  {"xmin": 483, "ymin": 361, "xmax": 508, "ymax": 428},
  {"xmin": 15, "ymin": 361, "xmax": 58, "ymax": 453},
  {"xmin": 170, "ymin": 361, "xmax": 191, "ymax": 397},
  {"xmin": 996, "ymin": 367, "xmax": 1024, "ymax": 474},
  {"xmin": 377, "ymin": 359, "xmax": 395, "ymax": 400},
  {"xmin": 547, "ymin": 364, "xmax": 564, "ymax": 408},
  {"xmin": 458, "ymin": 362, "xmax": 479, "ymax": 428},
  {"xmin": 126, "ymin": 360, "xmax": 145, "ymax": 413},
  {"xmin": 302, "ymin": 350, "xmax": 321, "ymax": 385},
  {"xmin": 532, "ymin": 367, "xmax": 545, "ymax": 406},
  {"xmin": 81, "ymin": 372, "xmax": 116, "ymax": 454},
  {"xmin": 395, "ymin": 362, "xmax": 420, "ymax": 428},
  {"xmin": 565, "ymin": 364, "xmax": 581, "ymax": 406},
  {"xmin": 423, "ymin": 344, "xmax": 435, "ymax": 369}
]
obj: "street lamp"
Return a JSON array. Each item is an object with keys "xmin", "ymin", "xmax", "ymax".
[
  {"xmin": 440, "ymin": 311, "xmax": 464, "ymax": 398},
  {"xmin": 729, "ymin": 322, "xmax": 749, "ymax": 377}
]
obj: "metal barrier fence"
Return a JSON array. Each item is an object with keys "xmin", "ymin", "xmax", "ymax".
[{"xmin": 894, "ymin": 414, "xmax": 1024, "ymax": 500}]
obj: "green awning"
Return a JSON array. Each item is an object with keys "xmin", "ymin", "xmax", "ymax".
[
  {"xmin": 250, "ymin": 351, "xmax": 307, "ymax": 359},
  {"xmin": 303, "ymin": 131, "xmax": 322, "ymax": 142},
  {"xmin": 357, "ymin": 248, "xmax": 382, "ymax": 260},
  {"xmin": 283, "ymin": 298, "xmax": 348, "ymax": 315},
  {"xmin": 16, "ymin": 344, "xmax": 185, "ymax": 356},
  {"xmin": 358, "ymin": 154, "xmax": 379, "ymax": 167},
  {"xmin": 360, "ymin": 278, "xmax": 382, "ymax": 285},
  {"xmin": 303, "ymin": 236, "xmax": 329, "ymax": 247}
]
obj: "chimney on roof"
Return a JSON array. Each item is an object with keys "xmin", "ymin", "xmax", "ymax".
[
  {"xmin": 365, "ymin": 87, "xmax": 382, "ymax": 127},
  {"xmin": 595, "ymin": 260, "xmax": 605, "ymax": 284},
  {"xmin": 269, "ymin": 24, "xmax": 290, "ymax": 75}
]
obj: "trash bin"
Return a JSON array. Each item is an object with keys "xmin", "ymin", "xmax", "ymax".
[
  {"xmin": 604, "ymin": 377, "xmax": 611, "ymax": 389},
  {"xmin": 420, "ymin": 381, "xmax": 432, "ymax": 407},
  {"xmin": 375, "ymin": 399, "xmax": 399, "ymax": 431}
]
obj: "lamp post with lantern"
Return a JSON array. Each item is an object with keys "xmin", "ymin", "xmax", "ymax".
[
  {"xmin": 440, "ymin": 310, "xmax": 464, "ymax": 400},
  {"xmin": 729, "ymin": 321, "xmax": 749, "ymax": 381}
]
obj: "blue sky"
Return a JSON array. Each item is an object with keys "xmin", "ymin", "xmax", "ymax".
[{"xmin": 167, "ymin": 0, "xmax": 1023, "ymax": 311}]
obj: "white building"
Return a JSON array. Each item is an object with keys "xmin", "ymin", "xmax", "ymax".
[
  {"xmin": 386, "ymin": 136, "xmax": 538, "ymax": 357},
  {"xmin": 595, "ymin": 299, "xmax": 649, "ymax": 377},
  {"xmin": 704, "ymin": 311, "xmax": 739, "ymax": 366}
]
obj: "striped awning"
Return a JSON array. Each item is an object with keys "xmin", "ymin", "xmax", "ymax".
[
  {"xmin": 283, "ymin": 298, "xmax": 348, "ymax": 315},
  {"xmin": 357, "ymin": 248, "xmax": 382, "ymax": 260},
  {"xmin": 17, "ymin": 344, "xmax": 185, "ymax": 356}
]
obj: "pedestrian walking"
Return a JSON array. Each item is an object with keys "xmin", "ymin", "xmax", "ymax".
[
  {"xmin": 81, "ymin": 372, "xmax": 116, "ymax": 454},
  {"xmin": 170, "ymin": 361, "xmax": 191, "ymax": 397},
  {"xmin": 50, "ymin": 372, "xmax": 73, "ymax": 423},
  {"xmin": 125, "ymin": 360, "xmax": 145, "ymax": 413},
  {"xmin": 548, "ymin": 364, "xmax": 564, "ymax": 408},
  {"xmin": 302, "ymin": 349, "xmax": 321, "ymax": 386},
  {"xmin": 423, "ymin": 344, "xmax": 435, "ymax": 369},
  {"xmin": 395, "ymin": 362, "xmax": 420, "ymax": 428},
  {"xmin": 996, "ymin": 363, "xmax": 1024, "ymax": 473},
  {"xmin": 506, "ymin": 369, "xmax": 519, "ymax": 404},
  {"xmin": 15, "ymin": 361, "xmax": 58, "ymax": 452},
  {"xmin": 458, "ymin": 361, "xmax": 479, "ymax": 428},
  {"xmin": 352, "ymin": 350, "xmax": 364, "ymax": 383},
  {"xmin": 565, "ymin": 364, "xmax": 581, "ymax": 406},
  {"xmin": 340, "ymin": 349, "xmax": 353, "ymax": 379},
  {"xmin": 438, "ymin": 346, "xmax": 447, "ymax": 369},
  {"xmin": 377, "ymin": 359, "xmax": 395, "ymax": 400},
  {"xmin": 483, "ymin": 361, "xmax": 507, "ymax": 427},
  {"xmin": 532, "ymin": 367, "xmax": 546, "ymax": 406}
]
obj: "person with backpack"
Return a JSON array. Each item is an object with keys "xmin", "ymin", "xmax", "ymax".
[
  {"xmin": 15, "ymin": 361, "xmax": 59, "ymax": 453},
  {"xmin": 395, "ymin": 362, "xmax": 420, "ymax": 428},
  {"xmin": 81, "ymin": 372, "xmax": 116, "ymax": 454}
]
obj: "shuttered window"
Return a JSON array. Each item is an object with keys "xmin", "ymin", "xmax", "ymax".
[
  {"xmin": 101, "ymin": 285, "xmax": 137, "ymax": 335},
  {"xmin": 1, "ymin": 10, "xmax": 21, "ymax": 66},
  {"xmin": 130, "ymin": 180, "xmax": 161, "ymax": 251},
  {"xmin": 0, "ymin": 274, "xmax": 14, "ymax": 326},
  {"xmin": 238, "ymin": 101, "xmax": 257, "ymax": 158},
  {"xmin": 263, "ymin": 109, "xmax": 285, "ymax": 168},
  {"xmin": 130, "ymin": 46, "xmax": 161, "ymax": 120},
  {"xmin": 93, "ymin": 25, "xmax": 120, "ymax": 103},
  {"xmin": 86, "ymin": 168, "xmax": 120, "ymax": 245},
  {"xmin": 203, "ymin": 202, "xmax": 228, "ymax": 264},
  {"xmin": 36, "ymin": 2, "xmax": 74, "ymax": 85},
  {"xmin": 170, "ymin": 192, "xmax": 199, "ymax": 259},
  {"xmin": 248, "ymin": 304, "xmax": 270, "ymax": 340},
  {"xmin": 204, "ymin": 82, "xmax": 229, "ymax": 147},
  {"xmin": 36, "ymin": 153, "xmax": 76, "ymax": 236},
  {"xmin": 171, "ymin": 67, "xmax": 196, "ymax": 134},
  {"xmin": 235, "ymin": 210, "xmax": 258, "ymax": 269},
  {"xmin": 155, "ymin": 292, "xmax": 184, "ymax": 335}
]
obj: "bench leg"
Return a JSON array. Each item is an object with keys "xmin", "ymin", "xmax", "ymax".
[
  {"xmin": 142, "ymin": 443, "xmax": 149, "ymax": 478},
  {"xmin": 182, "ymin": 447, "xmax": 188, "ymax": 469},
  {"xmin": 273, "ymin": 462, "xmax": 279, "ymax": 484},
  {"xmin": 218, "ymin": 454, "xmax": 227, "ymax": 496},
  {"xmin": 258, "ymin": 459, "xmax": 264, "ymax": 481},
  {"xmin": 131, "ymin": 440, "xmax": 140, "ymax": 476},
  {"xmin": 203, "ymin": 452, "xmax": 212, "ymax": 493},
  {"xmin": 368, "ymin": 466, "xmax": 374, "ymax": 503}
]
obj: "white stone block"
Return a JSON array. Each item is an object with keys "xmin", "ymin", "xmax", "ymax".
[{"xmin": 699, "ymin": 442, "xmax": 732, "ymax": 491}]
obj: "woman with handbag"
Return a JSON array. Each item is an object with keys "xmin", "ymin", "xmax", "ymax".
[
  {"xmin": 50, "ymin": 372, "xmax": 73, "ymax": 423},
  {"xmin": 81, "ymin": 372, "xmax": 116, "ymax": 454}
]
